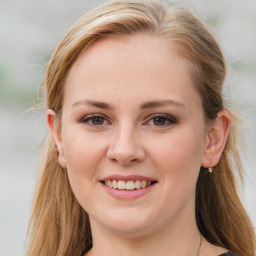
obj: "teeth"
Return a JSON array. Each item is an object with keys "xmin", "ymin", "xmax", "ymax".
[
  {"xmin": 126, "ymin": 181, "xmax": 135, "ymax": 190},
  {"xmin": 134, "ymin": 180, "xmax": 141, "ymax": 189},
  {"xmin": 112, "ymin": 180, "xmax": 117, "ymax": 189},
  {"xmin": 107, "ymin": 180, "xmax": 112, "ymax": 187},
  {"xmin": 104, "ymin": 180, "xmax": 152, "ymax": 190},
  {"xmin": 117, "ymin": 180, "xmax": 126, "ymax": 189}
]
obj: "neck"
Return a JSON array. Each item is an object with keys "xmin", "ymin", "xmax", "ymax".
[{"xmin": 89, "ymin": 212, "xmax": 202, "ymax": 256}]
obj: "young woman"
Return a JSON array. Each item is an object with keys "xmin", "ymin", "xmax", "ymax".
[{"xmin": 26, "ymin": 0, "xmax": 255, "ymax": 255}]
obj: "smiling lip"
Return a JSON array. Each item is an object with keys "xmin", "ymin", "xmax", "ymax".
[
  {"xmin": 100, "ymin": 175, "xmax": 157, "ymax": 200},
  {"xmin": 102, "ymin": 175, "xmax": 155, "ymax": 182}
]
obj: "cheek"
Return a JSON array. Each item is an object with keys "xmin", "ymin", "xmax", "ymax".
[
  {"xmin": 62, "ymin": 127, "xmax": 107, "ymax": 181},
  {"xmin": 61, "ymin": 129, "xmax": 108, "ymax": 210},
  {"xmin": 148, "ymin": 127, "xmax": 205, "ymax": 188}
]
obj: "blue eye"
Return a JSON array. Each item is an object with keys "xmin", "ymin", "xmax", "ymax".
[
  {"xmin": 148, "ymin": 114, "xmax": 177, "ymax": 126},
  {"xmin": 81, "ymin": 114, "xmax": 109, "ymax": 126}
]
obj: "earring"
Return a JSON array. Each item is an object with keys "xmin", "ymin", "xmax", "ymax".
[{"xmin": 208, "ymin": 167, "xmax": 213, "ymax": 173}]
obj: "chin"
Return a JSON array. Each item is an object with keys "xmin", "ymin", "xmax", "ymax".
[
  {"xmin": 105, "ymin": 222, "xmax": 153, "ymax": 237},
  {"xmin": 92, "ymin": 208, "xmax": 157, "ymax": 236}
]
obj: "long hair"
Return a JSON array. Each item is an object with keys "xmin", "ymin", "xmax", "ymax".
[{"xmin": 26, "ymin": 1, "xmax": 255, "ymax": 255}]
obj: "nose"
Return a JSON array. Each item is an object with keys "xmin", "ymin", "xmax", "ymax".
[{"xmin": 106, "ymin": 125, "xmax": 146, "ymax": 166}]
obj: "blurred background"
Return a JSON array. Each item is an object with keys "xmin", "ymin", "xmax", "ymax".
[{"xmin": 0, "ymin": 0, "xmax": 255, "ymax": 255}]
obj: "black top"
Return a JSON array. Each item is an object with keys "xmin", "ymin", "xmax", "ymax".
[{"xmin": 219, "ymin": 252, "xmax": 238, "ymax": 256}]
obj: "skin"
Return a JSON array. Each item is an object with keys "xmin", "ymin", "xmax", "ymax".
[{"xmin": 48, "ymin": 33, "xmax": 230, "ymax": 256}]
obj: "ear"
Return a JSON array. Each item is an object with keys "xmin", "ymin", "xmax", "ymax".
[
  {"xmin": 46, "ymin": 109, "xmax": 67, "ymax": 168},
  {"xmin": 201, "ymin": 109, "xmax": 230, "ymax": 168}
]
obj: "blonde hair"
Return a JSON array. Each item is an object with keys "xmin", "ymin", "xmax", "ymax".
[{"xmin": 26, "ymin": 0, "xmax": 255, "ymax": 255}]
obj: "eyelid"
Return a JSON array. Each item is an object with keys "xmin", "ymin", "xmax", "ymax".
[
  {"xmin": 144, "ymin": 113, "xmax": 177, "ymax": 126},
  {"xmin": 80, "ymin": 114, "xmax": 111, "ymax": 125},
  {"xmin": 78, "ymin": 113, "xmax": 177, "ymax": 126}
]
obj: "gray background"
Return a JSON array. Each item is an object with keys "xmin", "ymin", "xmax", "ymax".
[{"xmin": 0, "ymin": 1, "xmax": 255, "ymax": 255}]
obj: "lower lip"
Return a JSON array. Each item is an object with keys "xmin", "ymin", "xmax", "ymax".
[{"xmin": 101, "ymin": 182, "xmax": 156, "ymax": 200}]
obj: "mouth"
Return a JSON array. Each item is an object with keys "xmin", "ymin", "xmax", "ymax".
[
  {"xmin": 100, "ymin": 175, "xmax": 158, "ymax": 199},
  {"xmin": 101, "ymin": 179, "xmax": 157, "ymax": 190}
]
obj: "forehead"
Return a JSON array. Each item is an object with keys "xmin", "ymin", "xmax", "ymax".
[
  {"xmin": 67, "ymin": 33, "xmax": 174, "ymax": 82},
  {"xmin": 64, "ymin": 33, "xmax": 201, "ymax": 110}
]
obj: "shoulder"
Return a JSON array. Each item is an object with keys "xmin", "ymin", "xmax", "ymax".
[
  {"xmin": 201, "ymin": 239, "xmax": 236, "ymax": 256},
  {"xmin": 219, "ymin": 252, "xmax": 240, "ymax": 256}
]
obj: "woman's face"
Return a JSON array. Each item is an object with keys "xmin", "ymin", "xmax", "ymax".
[{"xmin": 52, "ymin": 34, "xmax": 210, "ymax": 235}]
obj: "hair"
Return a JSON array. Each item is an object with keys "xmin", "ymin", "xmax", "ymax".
[{"xmin": 26, "ymin": 0, "xmax": 255, "ymax": 255}]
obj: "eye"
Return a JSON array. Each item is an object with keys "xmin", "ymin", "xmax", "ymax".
[
  {"xmin": 146, "ymin": 114, "xmax": 177, "ymax": 126},
  {"xmin": 80, "ymin": 114, "xmax": 110, "ymax": 126}
]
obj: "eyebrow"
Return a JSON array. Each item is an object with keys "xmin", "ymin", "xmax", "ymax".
[
  {"xmin": 72, "ymin": 100, "xmax": 113, "ymax": 109},
  {"xmin": 140, "ymin": 100, "xmax": 185, "ymax": 109},
  {"xmin": 72, "ymin": 99, "xmax": 185, "ymax": 110}
]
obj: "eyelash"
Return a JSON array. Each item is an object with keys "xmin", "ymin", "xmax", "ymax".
[
  {"xmin": 79, "ymin": 113, "xmax": 177, "ymax": 127},
  {"xmin": 79, "ymin": 114, "xmax": 110, "ymax": 126},
  {"xmin": 146, "ymin": 114, "xmax": 177, "ymax": 126}
]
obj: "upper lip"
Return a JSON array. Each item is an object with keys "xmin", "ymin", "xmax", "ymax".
[{"xmin": 101, "ymin": 175, "xmax": 156, "ymax": 182}]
